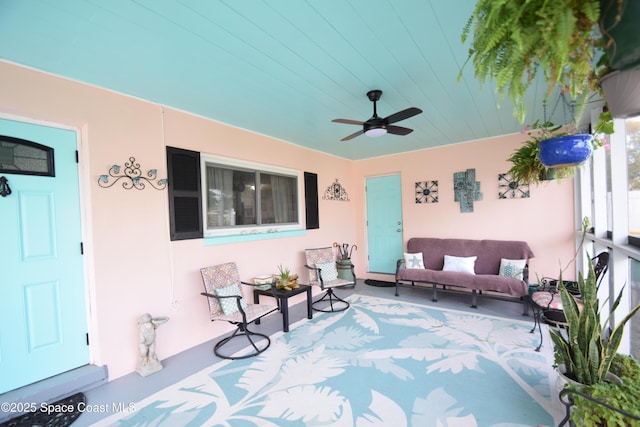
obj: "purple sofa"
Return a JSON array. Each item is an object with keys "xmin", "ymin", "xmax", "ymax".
[{"xmin": 395, "ymin": 237, "xmax": 535, "ymax": 314}]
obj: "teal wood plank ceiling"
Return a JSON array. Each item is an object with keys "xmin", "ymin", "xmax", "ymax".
[{"xmin": 0, "ymin": 0, "xmax": 576, "ymax": 160}]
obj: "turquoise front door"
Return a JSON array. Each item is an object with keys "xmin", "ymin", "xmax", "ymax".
[
  {"xmin": 366, "ymin": 175, "xmax": 403, "ymax": 274},
  {"xmin": 0, "ymin": 118, "xmax": 88, "ymax": 394}
]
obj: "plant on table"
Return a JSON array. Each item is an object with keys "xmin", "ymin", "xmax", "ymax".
[{"xmin": 276, "ymin": 264, "xmax": 299, "ymax": 291}]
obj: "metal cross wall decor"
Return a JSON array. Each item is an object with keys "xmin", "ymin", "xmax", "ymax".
[
  {"xmin": 498, "ymin": 173, "xmax": 530, "ymax": 199},
  {"xmin": 453, "ymin": 168, "xmax": 482, "ymax": 213},
  {"xmin": 415, "ymin": 180, "xmax": 438, "ymax": 203}
]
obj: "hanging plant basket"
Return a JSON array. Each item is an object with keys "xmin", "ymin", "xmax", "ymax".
[
  {"xmin": 600, "ymin": 68, "xmax": 640, "ymax": 118},
  {"xmin": 538, "ymin": 134, "xmax": 593, "ymax": 168},
  {"xmin": 600, "ymin": 0, "xmax": 640, "ymax": 71}
]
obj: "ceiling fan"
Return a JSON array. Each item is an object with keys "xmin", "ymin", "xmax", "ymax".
[{"xmin": 332, "ymin": 90, "xmax": 422, "ymax": 142}]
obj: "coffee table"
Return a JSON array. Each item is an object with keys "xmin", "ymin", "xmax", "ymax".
[{"xmin": 253, "ymin": 284, "xmax": 313, "ymax": 332}]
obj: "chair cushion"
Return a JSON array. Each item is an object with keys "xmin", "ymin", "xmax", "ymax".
[
  {"xmin": 531, "ymin": 291, "xmax": 583, "ymax": 311},
  {"xmin": 305, "ymin": 247, "xmax": 335, "ymax": 282},
  {"xmin": 442, "ymin": 255, "xmax": 476, "ymax": 274},
  {"xmin": 404, "ymin": 252, "xmax": 425, "ymax": 269},
  {"xmin": 316, "ymin": 261, "xmax": 338, "ymax": 281},
  {"xmin": 215, "ymin": 282, "xmax": 247, "ymax": 315},
  {"xmin": 499, "ymin": 258, "xmax": 527, "ymax": 280},
  {"xmin": 531, "ymin": 291, "xmax": 563, "ymax": 310}
]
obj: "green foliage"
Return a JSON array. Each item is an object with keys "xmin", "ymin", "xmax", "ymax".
[
  {"xmin": 610, "ymin": 353, "xmax": 640, "ymax": 378},
  {"xmin": 507, "ymin": 122, "xmax": 576, "ymax": 185},
  {"xmin": 569, "ymin": 355, "xmax": 640, "ymax": 426},
  {"xmin": 277, "ymin": 264, "xmax": 290, "ymax": 281},
  {"xmin": 460, "ymin": 0, "xmax": 606, "ymax": 123},
  {"xmin": 550, "ymin": 259, "xmax": 640, "ymax": 386}
]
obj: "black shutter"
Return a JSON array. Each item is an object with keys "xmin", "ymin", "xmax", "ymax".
[
  {"xmin": 304, "ymin": 172, "xmax": 319, "ymax": 229},
  {"xmin": 166, "ymin": 147, "xmax": 203, "ymax": 240}
]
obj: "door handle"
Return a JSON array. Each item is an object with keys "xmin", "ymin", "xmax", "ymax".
[
  {"xmin": 0, "ymin": 176, "xmax": 11, "ymax": 197},
  {"xmin": 397, "ymin": 228, "xmax": 402, "ymax": 232}
]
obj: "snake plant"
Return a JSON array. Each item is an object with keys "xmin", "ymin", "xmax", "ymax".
[{"xmin": 550, "ymin": 259, "xmax": 640, "ymax": 385}]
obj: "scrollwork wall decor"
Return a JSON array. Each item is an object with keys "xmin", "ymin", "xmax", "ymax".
[
  {"xmin": 498, "ymin": 173, "xmax": 530, "ymax": 199},
  {"xmin": 415, "ymin": 180, "xmax": 438, "ymax": 203},
  {"xmin": 323, "ymin": 178, "xmax": 350, "ymax": 201},
  {"xmin": 98, "ymin": 157, "xmax": 167, "ymax": 190}
]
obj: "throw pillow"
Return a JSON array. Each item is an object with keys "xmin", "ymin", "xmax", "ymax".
[
  {"xmin": 442, "ymin": 255, "xmax": 477, "ymax": 275},
  {"xmin": 499, "ymin": 258, "xmax": 527, "ymax": 280},
  {"xmin": 315, "ymin": 261, "xmax": 338, "ymax": 282},
  {"xmin": 404, "ymin": 252, "xmax": 425, "ymax": 269},
  {"xmin": 215, "ymin": 282, "xmax": 247, "ymax": 315}
]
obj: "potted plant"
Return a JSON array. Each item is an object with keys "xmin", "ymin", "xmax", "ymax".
[
  {"xmin": 507, "ymin": 115, "xmax": 612, "ymax": 185},
  {"xmin": 550, "ymin": 259, "xmax": 640, "ymax": 387},
  {"xmin": 565, "ymin": 353, "xmax": 640, "ymax": 426},
  {"xmin": 507, "ymin": 122, "xmax": 576, "ymax": 185},
  {"xmin": 276, "ymin": 264, "xmax": 299, "ymax": 291},
  {"xmin": 461, "ymin": 0, "xmax": 640, "ymax": 122}
]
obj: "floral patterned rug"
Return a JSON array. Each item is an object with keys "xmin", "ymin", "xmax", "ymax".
[{"xmin": 96, "ymin": 294, "xmax": 561, "ymax": 426}]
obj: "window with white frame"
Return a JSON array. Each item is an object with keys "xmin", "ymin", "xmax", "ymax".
[
  {"xmin": 201, "ymin": 155, "xmax": 302, "ymax": 236},
  {"xmin": 627, "ymin": 117, "xmax": 640, "ymax": 242},
  {"xmin": 578, "ymin": 110, "xmax": 640, "ymax": 359}
]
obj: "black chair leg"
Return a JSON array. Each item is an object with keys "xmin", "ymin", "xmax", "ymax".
[
  {"xmin": 214, "ymin": 324, "xmax": 271, "ymax": 360},
  {"xmin": 313, "ymin": 289, "xmax": 349, "ymax": 312},
  {"xmin": 530, "ymin": 306, "xmax": 543, "ymax": 352}
]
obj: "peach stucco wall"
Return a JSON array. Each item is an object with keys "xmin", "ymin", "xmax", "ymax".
[
  {"xmin": 0, "ymin": 60, "xmax": 576, "ymax": 383},
  {"xmin": 351, "ymin": 135, "xmax": 577, "ymax": 284}
]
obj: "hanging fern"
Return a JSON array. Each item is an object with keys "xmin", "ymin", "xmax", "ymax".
[{"xmin": 460, "ymin": 0, "xmax": 605, "ymax": 123}]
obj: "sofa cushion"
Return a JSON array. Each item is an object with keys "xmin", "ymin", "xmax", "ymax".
[
  {"xmin": 499, "ymin": 258, "xmax": 527, "ymax": 280},
  {"xmin": 442, "ymin": 255, "xmax": 476, "ymax": 274},
  {"xmin": 404, "ymin": 252, "xmax": 425, "ymax": 269}
]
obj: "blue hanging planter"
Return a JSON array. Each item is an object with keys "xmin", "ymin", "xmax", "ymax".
[{"xmin": 538, "ymin": 134, "xmax": 593, "ymax": 168}]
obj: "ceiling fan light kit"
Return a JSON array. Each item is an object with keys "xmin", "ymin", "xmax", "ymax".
[
  {"xmin": 332, "ymin": 90, "xmax": 422, "ymax": 141},
  {"xmin": 364, "ymin": 127, "xmax": 387, "ymax": 137}
]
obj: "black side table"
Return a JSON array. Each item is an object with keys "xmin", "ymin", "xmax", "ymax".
[{"xmin": 254, "ymin": 284, "xmax": 313, "ymax": 332}]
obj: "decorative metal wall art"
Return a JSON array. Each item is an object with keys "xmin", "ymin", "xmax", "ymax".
[
  {"xmin": 0, "ymin": 176, "xmax": 11, "ymax": 197},
  {"xmin": 498, "ymin": 173, "xmax": 530, "ymax": 199},
  {"xmin": 453, "ymin": 168, "xmax": 482, "ymax": 213},
  {"xmin": 98, "ymin": 156, "xmax": 167, "ymax": 190},
  {"xmin": 323, "ymin": 178, "xmax": 350, "ymax": 201},
  {"xmin": 415, "ymin": 180, "xmax": 438, "ymax": 203}
]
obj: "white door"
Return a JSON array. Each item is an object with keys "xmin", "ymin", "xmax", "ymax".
[{"xmin": 0, "ymin": 118, "xmax": 89, "ymax": 394}]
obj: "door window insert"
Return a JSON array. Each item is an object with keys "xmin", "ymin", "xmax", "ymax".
[{"xmin": 0, "ymin": 135, "xmax": 55, "ymax": 176}]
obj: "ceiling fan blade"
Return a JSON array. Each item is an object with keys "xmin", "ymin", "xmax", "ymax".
[
  {"xmin": 387, "ymin": 125, "xmax": 414, "ymax": 136},
  {"xmin": 332, "ymin": 118, "xmax": 365, "ymax": 125},
  {"xmin": 384, "ymin": 107, "xmax": 422, "ymax": 125},
  {"xmin": 341, "ymin": 130, "xmax": 364, "ymax": 141}
]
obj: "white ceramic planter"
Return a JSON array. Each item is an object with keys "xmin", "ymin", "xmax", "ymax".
[
  {"xmin": 556, "ymin": 364, "xmax": 623, "ymax": 400},
  {"xmin": 600, "ymin": 69, "xmax": 640, "ymax": 119}
]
